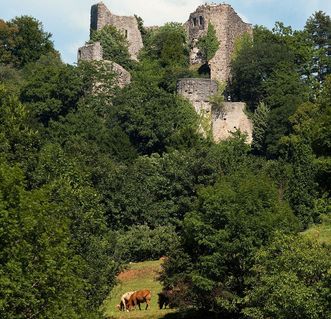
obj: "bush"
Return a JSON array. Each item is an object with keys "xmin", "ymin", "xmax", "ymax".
[{"xmin": 113, "ymin": 225, "xmax": 180, "ymax": 262}]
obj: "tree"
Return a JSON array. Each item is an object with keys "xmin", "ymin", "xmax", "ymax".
[
  {"xmin": 252, "ymin": 102, "xmax": 270, "ymax": 154},
  {"xmin": 162, "ymin": 167, "xmax": 299, "ymax": 315},
  {"xmin": 263, "ymin": 63, "xmax": 309, "ymax": 157},
  {"xmin": 0, "ymin": 16, "xmax": 55, "ymax": 68},
  {"xmin": 21, "ymin": 53, "xmax": 84, "ymax": 126},
  {"xmin": 197, "ymin": 23, "xmax": 220, "ymax": 62},
  {"xmin": 0, "ymin": 84, "xmax": 40, "ymax": 173},
  {"xmin": 0, "ymin": 163, "xmax": 103, "ymax": 319},
  {"xmin": 140, "ymin": 22, "xmax": 190, "ymax": 92},
  {"xmin": 305, "ymin": 11, "xmax": 331, "ymax": 83},
  {"xmin": 134, "ymin": 15, "xmax": 148, "ymax": 44},
  {"xmin": 279, "ymin": 137, "xmax": 318, "ymax": 227},
  {"xmin": 90, "ymin": 25, "xmax": 132, "ymax": 69},
  {"xmin": 111, "ymin": 82, "xmax": 199, "ymax": 155},
  {"xmin": 230, "ymin": 25, "xmax": 293, "ymax": 110},
  {"xmin": 144, "ymin": 22, "xmax": 189, "ymax": 69},
  {"xmin": 243, "ymin": 232, "xmax": 331, "ymax": 319},
  {"xmin": 0, "ymin": 19, "xmax": 18, "ymax": 65}
]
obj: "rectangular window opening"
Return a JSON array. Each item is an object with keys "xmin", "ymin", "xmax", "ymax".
[{"xmin": 199, "ymin": 16, "xmax": 204, "ymax": 25}]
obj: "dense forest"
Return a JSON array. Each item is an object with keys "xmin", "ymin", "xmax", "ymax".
[{"xmin": 0, "ymin": 9, "xmax": 330, "ymax": 319}]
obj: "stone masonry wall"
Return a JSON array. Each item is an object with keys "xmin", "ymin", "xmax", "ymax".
[
  {"xmin": 177, "ymin": 78, "xmax": 252, "ymax": 143},
  {"xmin": 185, "ymin": 4, "xmax": 252, "ymax": 82},
  {"xmin": 90, "ymin": 2, "xmax": 143, "ymax": 60},
  {"xmin": 77, "ymin": 42, "xmax": 131, "ymax": 88},
  {"xmin": 212, "ymin": 102, "xmax": 253, "ymax": 143},
  {"xmin": 177, "ymin": 78, "xmax": 218, "ymax": 114},
  {"xmin": 77, "ymin": 42, "xmax": 103, "ymax": 61}
]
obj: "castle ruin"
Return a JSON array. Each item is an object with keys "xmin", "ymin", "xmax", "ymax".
[
  {"xmin": 185, "ymin": 3, "xmax": 252, "ymax": 82},
  {"xmin": 90, "ymin": 2, "xmax": 143, "ymax": 60},
  {"xmin": 177, "ymin": 78, "xmax": 252, "ymax": 142},
  {"xmin": 77, "ymin": 2, "xmax": 253, "ymax": 143}
]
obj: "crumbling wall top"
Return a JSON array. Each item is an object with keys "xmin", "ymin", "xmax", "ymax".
[{"xmin": 90, "ymin": 2, "xmax": 143, "ymax": 60}]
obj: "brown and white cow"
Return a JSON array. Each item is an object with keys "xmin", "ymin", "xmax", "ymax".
[
  {"xmin": 116, "ymin": 291, "xmax": 135, "ymax": 311},
  {"xmin": 127, "ymin": 289, "xmax": 151, "ymax": 311}
]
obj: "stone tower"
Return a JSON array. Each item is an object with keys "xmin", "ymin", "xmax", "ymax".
[
  {"xmin": 185, "ymin": 3, "xmax": 252, "ymax": 82},
  {"xmin": 89, "ymin": 2, "xmax": 143, "ymax": 60}
]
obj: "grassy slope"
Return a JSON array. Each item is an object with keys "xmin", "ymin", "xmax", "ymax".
[
  {"xmin": 302, "ymin": 217, "xmax": 331, "ymax": 245},
  {"xmin": 102, "ymin": 260, "xmax": 177, "ymax": 319}
]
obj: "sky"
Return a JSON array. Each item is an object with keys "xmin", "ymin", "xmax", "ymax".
[{"xmin": 1, "ymin": 0, "xmax": 330, "ymax": 64}]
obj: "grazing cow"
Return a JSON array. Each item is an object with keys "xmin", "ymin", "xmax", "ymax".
[
  {"xmin": 116, "ymin": 291, "xmax": 135, "ymax": 311},
  {"xmin": 127, "ymin": 289, "xmax": 151, "ymax": 311},
  {"xmin": 158, "ymin": 288, "xmax": 174, "ymax": 309}
]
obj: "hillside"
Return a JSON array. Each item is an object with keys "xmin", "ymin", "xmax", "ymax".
[{"xmin": 303, "ymin": 215, "xmax": 331, "ymax": 245}]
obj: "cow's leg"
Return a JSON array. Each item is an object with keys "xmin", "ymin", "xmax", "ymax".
[
  {"xmin": 146, "ymin": 299, "xmax": 150, "ymax": 310},
  {"xmin": 121, "ymin": 297, "xmax": 126, "ymax": 311}
]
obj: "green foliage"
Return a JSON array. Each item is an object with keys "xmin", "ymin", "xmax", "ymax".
[
  {"xmin": 1, "ymin": 9, "xmax": 331, "ymax": 319},
  {"xmin": 134, "ymin": 14, "xmax": 148, "ymax": 44},
  {"xmin": 162, "ymin": 166, "xmax": 299, "ymax": 315},
  {"xmin": 140, "ymin": 22, "xmax": 190, "ymax": 92},
  {"xmin": 197, "ymin": 23, "xmax": 220, "ymax": 62},
  {"xmin": 252, "ymin": 102, "xmax": 270, "ymax": 154},
  {"xmin": 279, "ymin": 137, "xmax": 318, "ymax": 227},
  {"xmin": 111, "ymin": 83, "xmax": 199, "ymax": 155},
  {"xmin": 305, "ymin": 11, "xmax": 331, "ymax": 82},
  {"xmin": 0, "ymin": 64, "xmax": 23, "ymax": 95},
  {"xmin": 113, "ymin": 225, "xmax": 180, "ymax": 262},
  {"xmin": 243, "ymin": 232, "xmax": 331, "ymax": 319},
  {"xmin": 90, "ymin": 25, "xmax": 132, "ymax": 69},
  {"xmin": 0, "ymin": 164, "xmax": 101, "ymax": 319},
  {"xmin": 230, "ymin": 25, "xmax": 293, "ymax": 110},
  {"xmin": 21, "ymin": 53, "xmax": 84, "ymax": 126},
  {"xmin": 0, "ymin": 84, "xmax": 40, "ymax": 172},
  {"xmin": 103, "ymin": 137, "xmax": 250, "ymax": 230},
  {"xmin": 144, "ymin": 22, "xmax": 188, "ymax": 68},
  {"xmin": 0, "ymin": 16, "xmax": 55, "ymax": 68}
]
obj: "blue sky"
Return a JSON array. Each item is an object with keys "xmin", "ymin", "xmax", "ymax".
[{"xmin": 1, "ymin": 0, "xmax": 330, "ymax": 64}]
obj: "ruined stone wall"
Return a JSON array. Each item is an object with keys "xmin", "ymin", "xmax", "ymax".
[
  {"xmin": 77, "ymin": 42, "xmax": 131, "ymax": 88},
  {"xmin": 177, "ymin": 78, "xmax": 252, "ymax": 143},
  {"xmin": 177, "ymin": 78, "xmax": 217, "ymax": 114},
  {"xmin": 90, "ymin": 2, "xmax": 110, "ymax": 32},
  {"xmin": 185, "ymin": 4, "xmax": 252, "ymax": 82},
  {"xmin": 90, "ymin": 2, "xmax": 143, "ymax": 60},
  {"xmin": 212, "ymin": 102, "xmax": 253, "ymax": 143},
  {"xmin": 102, "ymin": 61, "xmax": 131, "ymax": 88},
  {"xmin": 77, "ymin": 42, "xmax": 103, "ymax": 61}
]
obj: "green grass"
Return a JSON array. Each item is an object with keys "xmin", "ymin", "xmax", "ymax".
[
  {"xmin": 302, "ymin": 215, "xmax": 331, "ymax": 245},
  {"xmin": 102, "ymin": 260, "xmax": 177, "ymax": 319}
]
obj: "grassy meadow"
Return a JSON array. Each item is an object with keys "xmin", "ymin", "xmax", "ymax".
[
  {"xmin": 102, "ymin": 259, "xmax": 177, "ymax": 319},
  {"xmin": 302, "ymin": 215, "xmax": 331, "ymax": 245}
]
